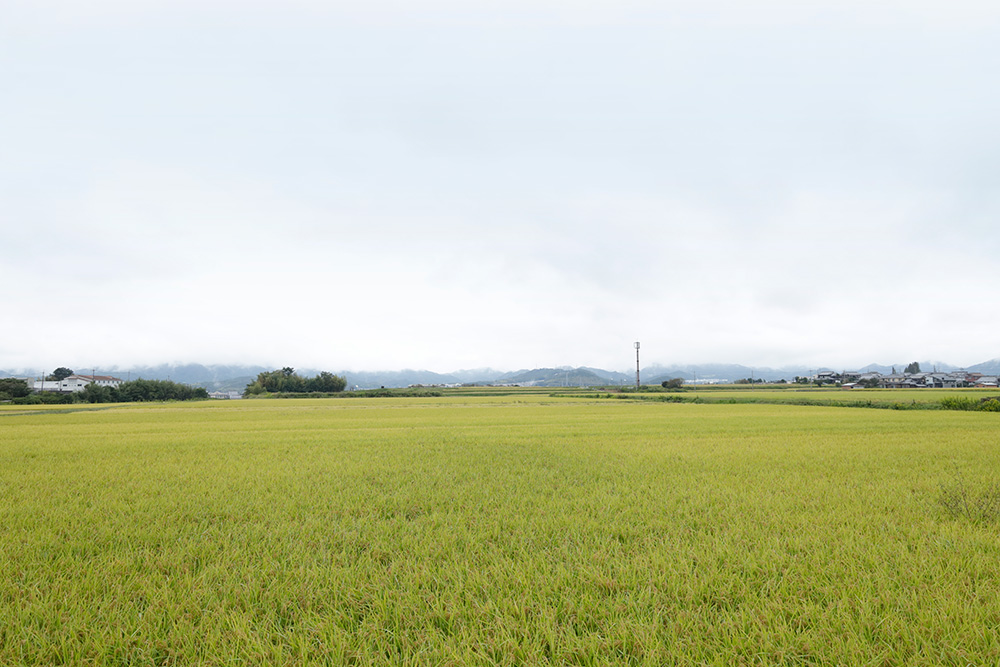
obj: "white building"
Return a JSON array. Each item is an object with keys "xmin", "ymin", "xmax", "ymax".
[
  {"xmin": 208, "ymin": 391, "xmax": 242, "ymax": 400},
  {"xmin": 29, "ymin": 379, "xmax": 64, "ymax": 392},
  {"xmin": 56, "ymin": 375, "xmax": 123, "ymax": 392}
]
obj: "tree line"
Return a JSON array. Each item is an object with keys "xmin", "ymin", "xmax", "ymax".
[
  {"xmin": 244, "ymin": 368, "xmax": 347, "ymax": 396},
  {"xmin": 1, "ymin": 377, "xmax": 209, "ymax": 404}
]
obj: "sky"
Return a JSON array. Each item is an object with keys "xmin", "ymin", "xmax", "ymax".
[{"xmin": 3, "ymin": 0, "xmax": 999, "ymax": 373}]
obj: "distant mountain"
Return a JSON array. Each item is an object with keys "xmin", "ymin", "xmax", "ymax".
[
  {"xmin": 119, "ymin": 364, "xmax": 271, "ymax": 384},
  {"xmin": 1, "ymin": 370, "xmax": 37, "ymax": 379},
  {"xmin": 580, "ymin": 367, "xmax": 632, "ymax": 384},
  {"xmin": 339, "ymin": 369, "xmax": 461, "ymax": 389},
  {"xmin": 642, "ymin": 363, "xmax": 811, "ymax": 384},
  {"xmin": 968, "ymin": 358, "xmax": 1000, "ymax": 374},
  {"xmin": 860, "ymin": 363, "xmax": 895, "ymax": 374},
  {"xmin": 860, "ymin": 361, "xmax": 960, "ymax": 375},
  {"xmin": 498, "ymin": 367, "xmax": 609, "ymax": 387},
  {"xmin": 193, "ymin": 376, "xmax": 257, "ymax": 393},
  {"xmin": 446, "ymin": 368, "xmax": 506, "ymax": 384}
]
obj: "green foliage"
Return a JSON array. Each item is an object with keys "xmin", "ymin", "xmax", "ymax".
[
  {"xmin": 45, "ymin": 367, "xmax": 74, "ymax": 381},
  {"xmin": 18, "ymin": 391, "xmax": 76, "ymax": 404},
  {"xmin": 980, "ymin": 398, "xmax": 1000, "ymax": 412},
  {"xmin": 118, "ymin": 379, "xmax": 209, "ymax": 402},
  {"xmin": 9, "ymin": 379, "xmax": 206, "ymax": 404},
  {"xmin": 940, "ymin": 396, "xmax": 980, "ymax": 411},
  {"xmin": 940, "ymin": 396, "xmax": 1000, "ymax": 412},
  {"xmin": 79, "ymin": 383, "xmax": 119, "ymax": 404},
  {"xmin": 334, "ymin": 388, "xmax": 440, "ymax": 398},
  {"xmin": 661, "ymin": 377, "xmax": 685, "ymax": 390},
  {"xmin": 905, "ymin": 361, "xmax": 921, "ymax": 374},
  {"xmin": 310, "ymin": 371, "xmax": 347, "ymax": 393},
  {"xmin": 0, "ymin": 378, "xmax": 31, "ymax": 400},
  {"xmin": 244, "ymin": 368, "xmax": 346, "ymax": 396}
]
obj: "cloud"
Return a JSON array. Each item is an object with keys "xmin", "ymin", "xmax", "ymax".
[{"xmin": 3, "ymin": 0, "xmax": 1000, "ymax": 372}]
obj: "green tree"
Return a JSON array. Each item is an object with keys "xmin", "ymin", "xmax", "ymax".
[
  {"xmin": 46, "ymin": 367, "xmax": 74, "ymax": 381},
  {"xmin": 661, "ymin": 378, "xmax": 685, "ymax": 390},
  {"xmin": 80, "ymin": 383, "xmax": 119, "ymax": 403},
  {"xmin": 308, "ymin": 371, "xmax": 347, "ymax": 393},
  {"xmin": 118, "ymin": 379, "xmax": 207, "ymax": 402},
  {"xmin": 0, "ymin": 378, "xmax": 31, "ymax": 400},
  {"xmin": 904, "ymin": 362, "xmax": 921, "ymax": 374},
  {"xmin": 245, "ymin": 368, "xmax": 347, "ymax": 396}
]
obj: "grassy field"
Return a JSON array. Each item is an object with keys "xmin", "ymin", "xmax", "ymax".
[
  {"xmin": 562, "ymin": 386, "xmax": 1000, "ymax": 410},
  {"xmin": 2, "ymin": 394, "xmax": 999, "ymax": 665}
]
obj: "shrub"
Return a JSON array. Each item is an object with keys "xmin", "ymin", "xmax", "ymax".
[
  {"xmin": 980, "ymin": 399, "xmax": 1000, "ymax": 412},
  {"xmin": 940, "ymin": 396, "xmax": 1000, "ymax": 412},
  {"xmin": 940, "ymin": 396, "xmax": 980, "ymax": 411},
  {"xmin": 939, "ymin": 470, "xmax": 1000, "ymax": 524}
]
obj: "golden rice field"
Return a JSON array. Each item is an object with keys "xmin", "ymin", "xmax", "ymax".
[{"xmin": 2, "ymin": 393, "xmax": 999, "ymax": 665}]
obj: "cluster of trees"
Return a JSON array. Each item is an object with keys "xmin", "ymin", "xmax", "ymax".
[
  {"xmin": 4, "ymin": 378, "xmax": 209, "ymax": 404},
  {"xmin": 244, "ymin": 368, "xmax": 347, "ymax": 396},
  {"xmin": 87, "ymin": 379, "xmax": 210, "ymax": 403},
  {"xmin": 660, "ymin": 378, "xmax": 685, "ymax": 389},
  {"xmin": 0, "ymin": 378, "xmax": 31, "ymax": 401}
]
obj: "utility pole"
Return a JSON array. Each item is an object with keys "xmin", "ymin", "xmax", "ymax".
[{"xmin": 634, "ymin": 341, "xmax": 641, "ymax": 390}]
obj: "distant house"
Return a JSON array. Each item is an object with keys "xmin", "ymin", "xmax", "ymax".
[
  {"xmin": 880, "ymin": 374, "xmax": 918, "ymax": 389},
  {"xmin": 925, "ymin": 373, "xmax": 963, "ymax": 388}
]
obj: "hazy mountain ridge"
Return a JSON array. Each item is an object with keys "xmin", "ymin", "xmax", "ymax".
[
  {"xmin": 337, "ymin": 369, "xmax": 461, "ymax": 389},
  {"xmin": 497, "ymin": 368, "xmax": 610, "ymax": 387},
  {"xmin": 5, "ymin": 359, "xmax": 1000, "ymax": 389},
  {"xmin": 642, "ymin": 363, "xmax": 807, "ymax": 383},
  {"xmin": 967, "ymin": 359, "xmax": 1000, "ymax": 374}
]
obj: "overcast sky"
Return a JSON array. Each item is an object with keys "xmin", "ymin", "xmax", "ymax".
[{"xmin": 3, "ymin": 0, "xmax": 999, "ymax": 373}]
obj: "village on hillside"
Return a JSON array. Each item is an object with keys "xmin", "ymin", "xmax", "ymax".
[{"xmin": 807, "ymin": 370, "xmax": 999, "ymax": 389}]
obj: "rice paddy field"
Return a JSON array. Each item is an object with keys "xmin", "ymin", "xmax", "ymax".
[{"xmin": 2, "ymin": 392, "xmax": 1000, "ymax": 665}]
